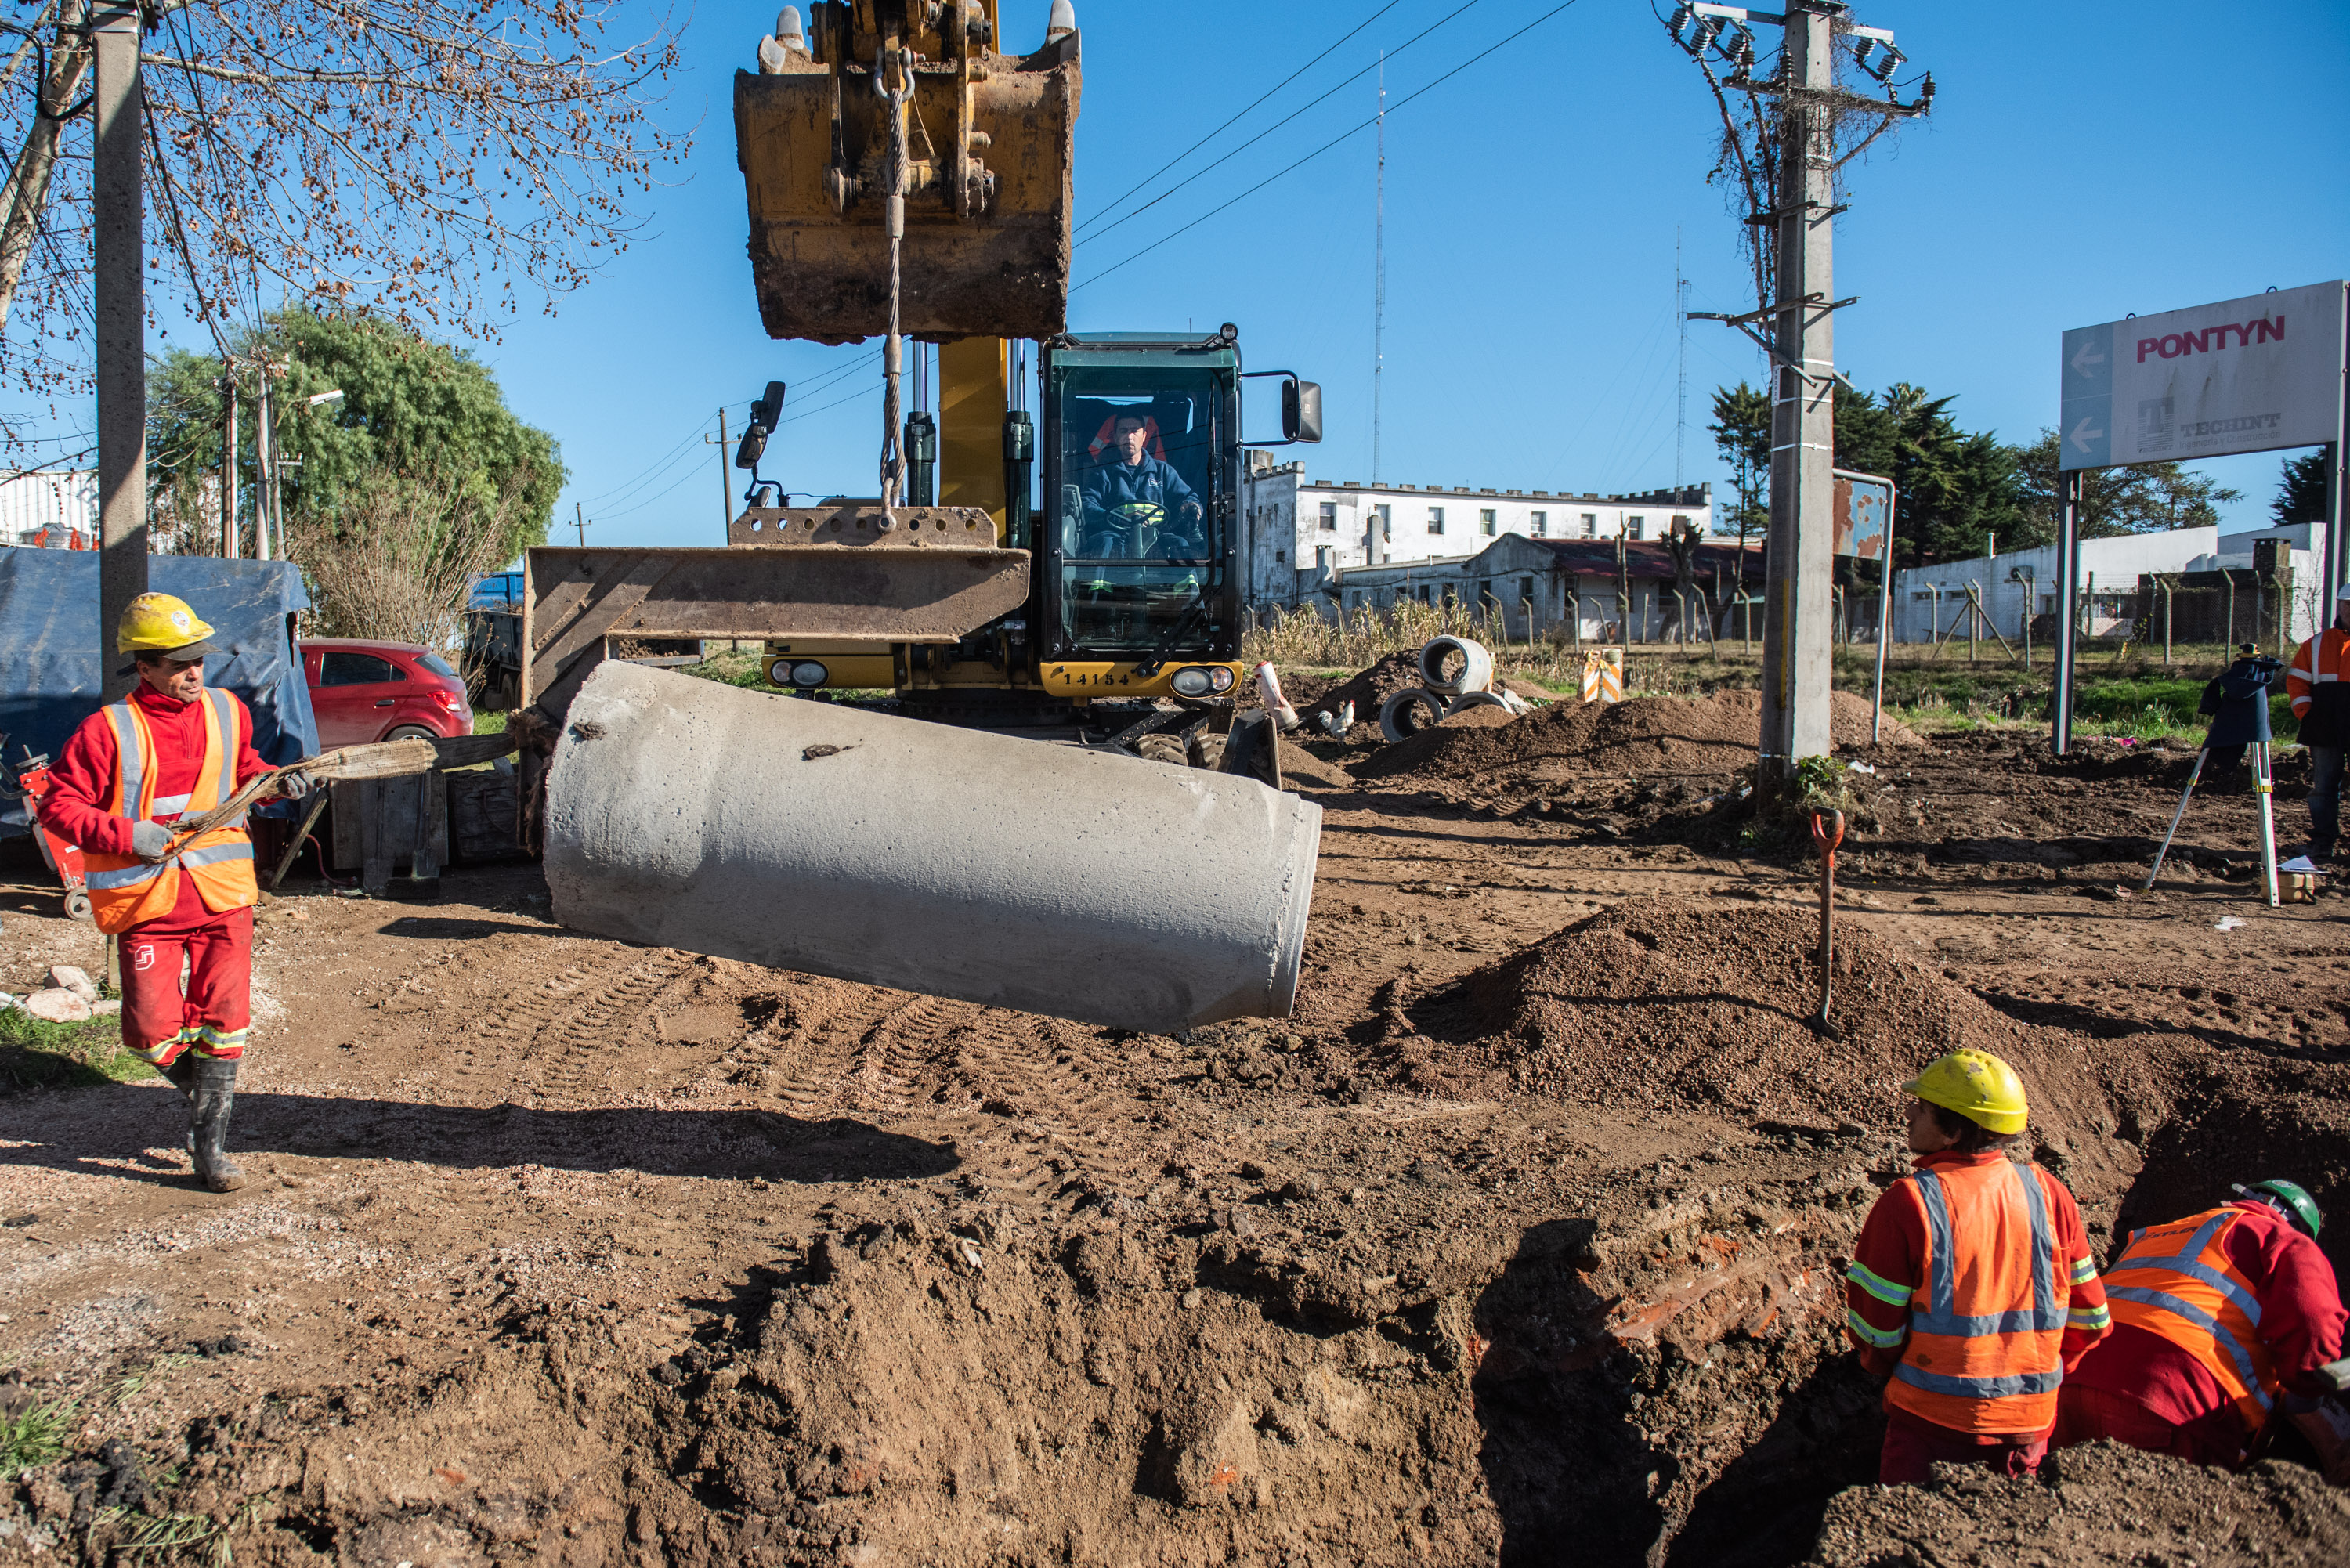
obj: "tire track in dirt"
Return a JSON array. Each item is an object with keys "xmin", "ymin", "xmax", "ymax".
[{"xmin": 519, "ymin": 955, "xmax": 698, "ymax": 1105}]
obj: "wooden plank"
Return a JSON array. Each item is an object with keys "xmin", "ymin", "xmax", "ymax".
[
  {"xmin": 448, "ymin": 770, "xmax": 522, "ymax": 863},
  {"xmin": 330, "ymin": 779, "xmax": 361, "ymax": 872}
]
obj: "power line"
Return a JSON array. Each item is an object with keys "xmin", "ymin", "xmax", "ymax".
[
  {"xmin": 1075, "ymin": 0, "xmax": 1407, "ymax": 241},
  {"xmin": 1076, "ymin": 2, "xmax": 1582, "ymax": 294},
  {"xmin": 1075, "ymin": 0, "xmax": 1491, "ymax": 253}
]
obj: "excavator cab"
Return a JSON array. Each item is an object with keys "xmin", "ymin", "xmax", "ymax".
[{"xmin": 1044, "ymin": 333, "xmax": 1238, "ymax": 665}]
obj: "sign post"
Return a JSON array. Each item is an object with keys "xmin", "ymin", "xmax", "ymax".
[
  {"xmin": 1835, "ymin": 469, "xmax": 1896, "ymax": 747},
  {"xmin": 2055, "ymin": 280, "xmax": 2349, "ymax": 753}
]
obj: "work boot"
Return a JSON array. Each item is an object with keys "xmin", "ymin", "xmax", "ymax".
[
  {"xmin": 190, "ymin": 1056, "xmax": 247, "ymax": 1194},
  {"xmin": 162, "ymin": 1051, "xmax": 201, "ymax": 1158}
]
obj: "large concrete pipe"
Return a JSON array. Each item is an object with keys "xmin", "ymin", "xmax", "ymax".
[
  {"xmin": 544, "ymin": 662, "xmax": 1321, "ymax": 1034},
  {"xmin": 1418, "ymin": 635, "xmax": 1494, "ymax": 697}
]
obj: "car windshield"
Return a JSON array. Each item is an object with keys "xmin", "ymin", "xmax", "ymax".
[{"xmin": 1053, "ymin": 365, "xmax": 1227, "ymax": 653}]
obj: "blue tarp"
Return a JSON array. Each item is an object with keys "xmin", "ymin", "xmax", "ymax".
[{"xmin": 0, "ymin": 550, "xmax": 320, "ymax": 834}]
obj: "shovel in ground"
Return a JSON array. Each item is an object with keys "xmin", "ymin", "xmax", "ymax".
[{"xmin": 1810, "ymin": 808, "xmax": 1846, "ymax": 1031}]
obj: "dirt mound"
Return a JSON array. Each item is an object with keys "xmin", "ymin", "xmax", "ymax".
[
  {"xmin": 1355, "ymin": 689, "xmax": 1923, "ymax": 783},
  {"xmin": 1405, "ymin": 898, "xmax": 2118, "ymax": 1144},
  {"xmin": 1291, "ymin": 651, "xmax": 1425, "ymax": 742},
  {"xmin": 1803, "ymin": 1441, "xmax": 2350, "ymax": 1566}
]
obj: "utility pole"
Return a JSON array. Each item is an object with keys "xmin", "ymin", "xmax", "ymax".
[
  {"xmin": 574, "ymin": 501, "xmax": 590, "ymax": 547},
  {"xmin": 1667, "ymin": 1, "xmax": 1931, "ymax": 778},
  {"xmin": 93, "ymin": 0, "xmax": 144, "ymax": 699},
  {"xmin": 219, "ymin": 372, "xmax": 239, "ymax": 558},
  {"xmin": 1760, "ymin": 2, "xmax": 1838, "ymax": 770},
  {"xmin": 253, "ymin": 364, "xmax": 277, "ymax": 560},
  {"xmin": 703, "ymin": 406, "xmax": 733, "ymax": 539}
]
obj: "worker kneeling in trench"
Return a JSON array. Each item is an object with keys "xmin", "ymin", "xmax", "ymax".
[
  {"xmin": 1842, "ymin": 1050, "xmax": 2112, "ymax": 1485},
  {"xmin": 2054, "ymin": 1178, "xmax": 2347, "ymax": 1472}
]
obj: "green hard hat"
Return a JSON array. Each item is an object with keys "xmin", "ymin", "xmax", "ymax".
[{"xmin": 2236, "ymin": 1180, "xmax": 2323, "ymax": 1238}]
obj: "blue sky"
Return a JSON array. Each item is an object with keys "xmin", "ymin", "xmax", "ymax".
[{"xmin": 168, "ymin": 1, "xmax": 2350, "ymax": 548}]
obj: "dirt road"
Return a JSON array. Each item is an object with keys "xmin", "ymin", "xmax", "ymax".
[{"xmin": 2, "ymin": 715, "xmax": 2345, "ymax": 1566}]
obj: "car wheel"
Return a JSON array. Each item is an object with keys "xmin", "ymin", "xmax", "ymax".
[{"xmin": 384, "ymin": 724, "xmax": 439, "ymax": 744}]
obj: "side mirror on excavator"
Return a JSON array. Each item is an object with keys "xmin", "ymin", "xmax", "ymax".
[
  {"xmin": 737, "ymin": 380, "xmax": 786, "ymax": 469},
  {"xmin": 1242, "ymin": 370, "xmax": 1322, "ymax": 446},
  {"xmin": 1284, "ymin": 379, "xmax": 1323, "ymax": 444}
]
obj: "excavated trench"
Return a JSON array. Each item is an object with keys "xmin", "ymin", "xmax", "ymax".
[{"xmin": 20, "ymin": 894, "xmax": 2347, "ymax": 1566}]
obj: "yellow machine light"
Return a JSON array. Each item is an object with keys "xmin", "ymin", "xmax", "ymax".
[
  {"xmin": 790, "ymin": 660, "xmax": 830, "ymax": 688},
  {"xmin": 1207, "ymin": 667, "xmax": 1235, "ymax": 693},
  {"xmin": 1170, "ymin": 667, "xmax": 1213, "ymax": 697}
]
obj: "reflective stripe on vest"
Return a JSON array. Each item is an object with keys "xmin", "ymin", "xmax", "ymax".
[
  {"xmin": 2104, "ymin": 1209, "xmax": 2276, "ymax": 1422},
  {"xmin": 1887, "ymin": 1160, "xmax": 2068, "ymax": 1431},
  {"xmin": 80, "ymin": 692, "xmax": 258, "ymax": 932}
]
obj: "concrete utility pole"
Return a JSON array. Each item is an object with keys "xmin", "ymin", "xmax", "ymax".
[
  {"xmin": 253, "ymin": 367, "xmax": 276, "ymax": 560},
  {"xmin": 1758, "ymin": 3, "xmax": 1840, "ymax": 769},
  {"xmin": 93, "ymin": 1, "xmax": 144, "ymax": 698},
  {"xmin": 1666, "ymin": 1, "xmax": 1930, "ymax": 778}
]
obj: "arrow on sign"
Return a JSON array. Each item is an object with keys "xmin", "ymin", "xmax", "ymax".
[
  {"xmin": 2070, "ymin": 340, "xmax": 2106, "ymax": 375},
  {"xmin": 2069, "ymin": 416, "xmax": 2105, "ymax": 450}
]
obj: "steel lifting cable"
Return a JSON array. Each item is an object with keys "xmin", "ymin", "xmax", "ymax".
[{"xmin": 875, "ymin": 45, "xmax": 911, "ymax": 510}]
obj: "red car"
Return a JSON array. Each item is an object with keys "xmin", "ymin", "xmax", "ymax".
[{"xmin": 302, "ymin": 638, "xmax": 475, "ymax": 748}]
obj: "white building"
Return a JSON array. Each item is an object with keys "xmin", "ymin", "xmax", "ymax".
[
  {"xmin": 0, "ymin": 469, "xmax": 97, "ymax": 548},
  {"xmin": 1240, "ymin": 456, "xmax": 1712, "ymax": 609},
  {"xmin": 1889, "ymin": 522, "xmax": 2323, "ymax": 645}
]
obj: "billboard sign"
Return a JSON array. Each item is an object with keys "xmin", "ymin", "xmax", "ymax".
[
  {"xmin": 2059, "ymin": 280, "xmax": 2347, "ymax": 471},
  {"xmin": 1833, "ymin": 469, "xmax": 1892, "ymax": 559}
]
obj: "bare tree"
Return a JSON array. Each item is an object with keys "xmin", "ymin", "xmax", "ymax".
[
  {"xmin": 0, "ymin": 0, "xmax": 687, "ymax": 407},
  {"xmin": 286, "ymin": 464, "xmax": 519, "ymax": 652}
]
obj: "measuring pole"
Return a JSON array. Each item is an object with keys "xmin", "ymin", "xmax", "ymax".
[
  {"xmin": 2052, "ymin": 471, "xmax": 2081, "ymax": 753},
  {"xmin": 1758, "ymin": 2, "xmax": 1839, "ymax": 777},
  {"xmin": 93, "ymin": 0, "xmax": 145, "ymax": 699}
]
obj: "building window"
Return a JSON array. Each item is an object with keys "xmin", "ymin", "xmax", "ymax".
[
  {"xmin": 1627, "ymin": 515, "xmax": 1645, "ymax": 540},
  {"xmin": 1531, "ymin": 511, "xmax": 1547, "ymax": 537},
  {"xmin": 1318, "ymin": 501, "xmax": 1338, "ymax": 531},
  {"xmin": 1581, "ymin": 513, "xmax": 1597, "ymax": 538},
  {"xmin": 1427, "ymin": 506, "xmax": 1444, "ymax": 535},
  {"xmin": 1376, "ymin": 504, "xmax": 1392, "ymax": 539},
  {"xmin": 1417, "ymin": 583, "xmax": 1431, "ymax": 603},
  {"xmin": 1480, "ymin": 508, "xmax": 1497, "ymax": 537},
  {"xmin": 1672, "ymin": 513, "xmax": 1694, "ymax": 535},
  {"xmin": 1274, "ymin": 549, "xmax": 1286, "ymax": 563},
  {"xmin": 1520, "ymin": 576, "xmax": 1535, "ymax": 604}
]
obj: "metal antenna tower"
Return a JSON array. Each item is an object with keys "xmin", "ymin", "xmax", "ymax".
[
  {"xmin": 1372, "ymin": 52, "xmax": 1385, "ymax": 486},
  {"xmin": 1675, "ymin": 226, "xmax": 1690, "ymax": 488}
]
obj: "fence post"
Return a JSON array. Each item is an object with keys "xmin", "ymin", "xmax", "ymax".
[
  {"xmin": 2222, "ymin": 569, "xmax": 2236, "ymax": 652},
  {"xmin": 2161, "ymin": 579, "xmax": 2173, "ymax": 667}
]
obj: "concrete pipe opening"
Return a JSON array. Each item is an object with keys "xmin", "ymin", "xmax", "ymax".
[
  {"xmin": 1417, "ymin": 635, "xmax": 1493, "ymax": 696},
  {"xmin": 543, "ymin": 663, "xmax": 1321, "ymax": 1035},
  {"xmin": 1379, "ymin": 688, "xmax": 1448, "ymax": 744}
]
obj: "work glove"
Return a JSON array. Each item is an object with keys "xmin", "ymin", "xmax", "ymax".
[
  {"xmin": 275, "ymin": 770, "xmax": 313, "ymax": 800},
  {"xmin": 130, "ymin": 820, "xmax": 172, "ymax": 862}
]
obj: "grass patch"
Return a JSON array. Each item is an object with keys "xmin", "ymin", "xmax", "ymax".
[
  {"xmin": 471, "ymin": 708, "xmax": 508, "ymax": 736},
  {"xmin": 679, "ymin": 649, "xmax": 770, "ymax": 689},
  {"xmin": 0, "ymin": 1003, "xmax": 150, "ymax": 1092},
  {"xmin": 0, "ymin": 1396, "xmax": 74, "ymax": 1468}
]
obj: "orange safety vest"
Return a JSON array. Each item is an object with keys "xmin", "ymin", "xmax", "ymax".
[
  {"xmin": 2103, "ymin": 1207, "xmax": 2277, "ymax": 1430},
  {"xmin": 2286, "ymin": 627, "xmax": 2350, "ymax": 718},
  {"xmin": 1886, "ymin": 1159, "xmax": 2070, "ymax": 1436},
  {"xmin": 80, "ymin": 690, "xmax": 259, "ymax": 934}
]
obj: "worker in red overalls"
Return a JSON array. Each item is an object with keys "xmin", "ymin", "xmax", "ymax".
[{"xmin": 38, "ymin": 593, "xmax": 309, "ymax": 1192}]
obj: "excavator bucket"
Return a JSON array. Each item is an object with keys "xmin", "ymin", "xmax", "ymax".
[{"xmin": 735, "ymin": 2, "xmax": 1079, "ymax": 345}]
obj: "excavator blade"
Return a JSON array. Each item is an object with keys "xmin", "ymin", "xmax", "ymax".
[{"xmin": 734, "ymin": 10, "xmax": 1079, "ymax": 345}]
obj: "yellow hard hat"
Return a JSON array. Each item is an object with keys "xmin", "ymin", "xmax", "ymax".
[
  {"xmin": 1902, "ymin": 1049, "xmax": 2029, "ymax": 1136},
  {"xmin": 116, "ymin": 592, "xmax": 222, "ymax": 658}
]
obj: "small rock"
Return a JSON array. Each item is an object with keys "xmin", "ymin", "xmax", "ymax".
[
  {"xmin": 1179, "ymin": 1288, "xmax": 1203, "ymax": 1310},
  {"xmin": 45, "ymin": 964, "xmax": 96, "ymax": 1001},
  {"xmin": 90, "ymin": 999, "xmax": 121, "ymax": 1017},
  {"xmin": 22, "ymin": 988, "xmax": 90, "ymax": 1023}
]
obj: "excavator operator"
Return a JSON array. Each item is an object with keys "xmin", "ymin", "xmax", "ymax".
[{"xmin": 1080, "ymin": 413, "xmax": 1203, "ymax": 560}]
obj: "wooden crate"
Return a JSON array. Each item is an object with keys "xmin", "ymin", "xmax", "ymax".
[{"xmin": 329, "ymin": 773, "xmax": 450, "ymax": 891}]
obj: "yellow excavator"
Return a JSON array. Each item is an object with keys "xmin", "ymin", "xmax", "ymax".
[{"xmin": 519, "ymin": 1, "xmax": 1319, "ymax": 768}]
